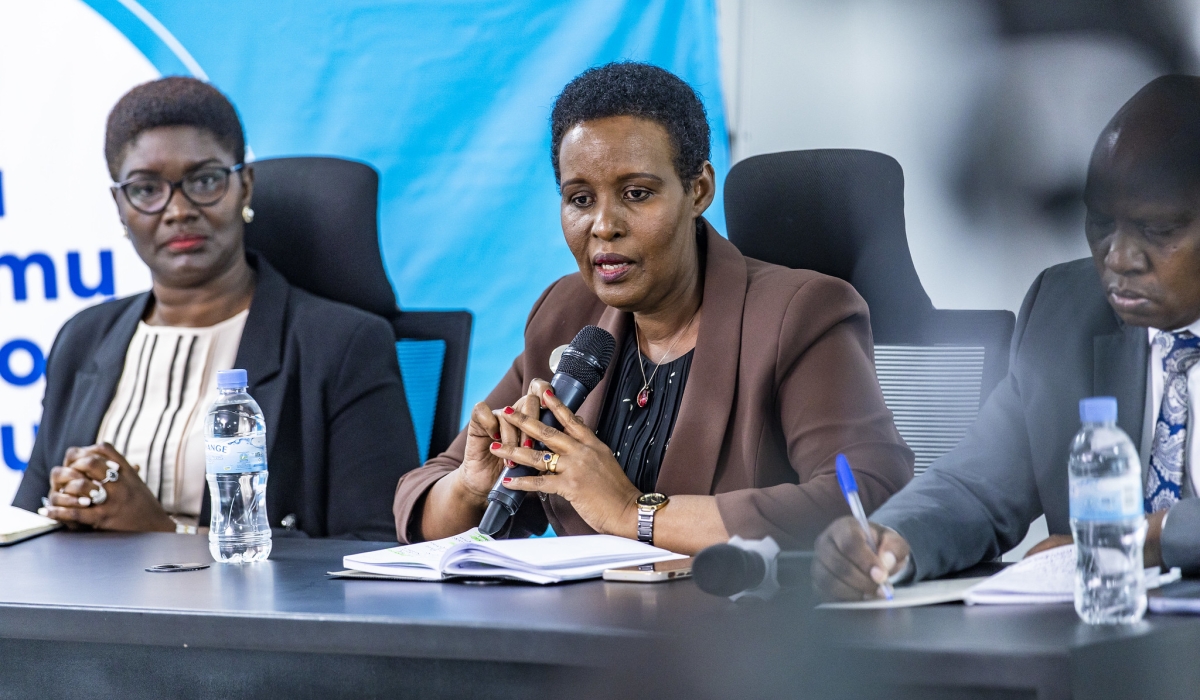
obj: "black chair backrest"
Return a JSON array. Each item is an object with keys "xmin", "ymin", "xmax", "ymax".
[
  {"xmin": 244, "ymin": 157, "xmax": 398, "ymax": 318},
  {"xmin": 725, "ymin": 149, "xmax": 934, "ymax": 344},
  {"xmin": 724, "ymin": 149, "xmax": 1016, "ymax": 474},
  {"xmin": 244, "ymin": 156, "xmax": 472, "ymax": 460}
]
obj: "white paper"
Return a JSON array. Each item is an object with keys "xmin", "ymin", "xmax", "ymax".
[
  {"xmin": 964, "ymin": 545, "xmax": 1173, "ymax": 605},
  {"xmin": 342, "ymin": 528, "xmax": 493, "ymax": 579},
  {"xmin": 818, "ymin": 577, "xmax": 987, "ymax": 610},
  {"xmin": 0, "ymin": 505, "xmax": 59, "ymax": 544},
  {"xmin": 342, "ymin": 529, "xmax": 684, "ymax": 584}
]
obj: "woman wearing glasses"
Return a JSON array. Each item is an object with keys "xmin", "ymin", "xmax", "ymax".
[{"xmin": 12, "ymin": 77, "xmax": 419, "ymax": 539}]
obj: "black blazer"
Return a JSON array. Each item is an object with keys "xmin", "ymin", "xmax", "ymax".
[
  {"xmin": 874, "ymin": 257, "xmax": 1200, "ymax": 578},
  {"xmin": 12, "ymin": 252, "xmax": 419, "ymax": 540}
]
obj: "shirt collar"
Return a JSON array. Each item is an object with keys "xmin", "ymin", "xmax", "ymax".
[{"xmin": 1148, "ymin": 317, "xmax": 1200, "ymax": 344}]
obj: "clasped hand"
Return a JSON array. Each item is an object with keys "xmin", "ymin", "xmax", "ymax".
[
  {"xmin": 43, "ymin": 442, "xmax": 176, "ymax": 532},
  {"xmin": 456, "ymin": 378, "xmax": 640, "ymax": 538}
]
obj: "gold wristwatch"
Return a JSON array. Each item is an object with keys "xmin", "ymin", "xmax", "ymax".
[{"xmin": 636, "ymin": 493, "xmax": 669, "ymax": 544}]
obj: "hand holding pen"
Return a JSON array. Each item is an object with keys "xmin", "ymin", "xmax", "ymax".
[{"xmin": 830, "ymin": 453, "xmax": 905, "ymax": 601}]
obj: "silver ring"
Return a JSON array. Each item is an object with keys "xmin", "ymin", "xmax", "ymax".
[
  {"xmin": 88, "ymin": 481, "xmax": 108, "ymax": 506},
  {"xmin": 102, "ymin": 460, "xmax": 120, "ymax": 483}
]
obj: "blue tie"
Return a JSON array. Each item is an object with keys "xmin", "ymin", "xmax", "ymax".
[{"xmin": 1145, "ymin": 330, "xmax": 1200, "ymax": 513}]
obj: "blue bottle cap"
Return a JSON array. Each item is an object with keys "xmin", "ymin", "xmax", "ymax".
[
  {"xmin": 217, "ymin": 368, "xmax": 248, "ymax": 390},
  {"xmin": 835, "ymin": 454, "xmax": 858, "ymax": 494},
  {"xmin": 1079, "ymin": 396, "xmax": 1118, "ymax": 424}
]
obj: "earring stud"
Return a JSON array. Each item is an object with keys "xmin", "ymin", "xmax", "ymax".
[{"xmin": 242, "ymin": 206, "xmax": 255, "ymax": 223}]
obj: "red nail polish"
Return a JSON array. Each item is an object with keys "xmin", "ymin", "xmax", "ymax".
[
  {"xmin": 502, "ymin": 477, "xmax": 512, "ymax": 484},
  {"xmin": 503, "ymin": 406, "xmax": 515, "ymax": 415},
  {"xmin": 504, "ymin": 460, "xmax": 514, "ymax": 468},
  {"xmin": 492, "ymin": 433, "xmax": 500, "ymax": 440},
  {"xmin": 490, "ymin": 441, "xmax": 502, "ymax": 450},
  {"xmin": 523, "ymin": 438, "xmax": 533, "ymax": 448},
  {"xmin": 545, "ymin": 388, "xmax": 554, "ymax": 397}
]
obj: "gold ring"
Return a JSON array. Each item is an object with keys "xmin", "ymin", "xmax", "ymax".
[{"xmin": 545, "ymin": 452, "xmax": 560, "ymax": 474}]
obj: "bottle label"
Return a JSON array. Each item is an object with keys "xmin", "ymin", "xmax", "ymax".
[
  {"xmin": 1070, "ymin": 475, "xmax": 1142, "ymax": 521},
  {"xmin": 205, "ymin": 435, "xmax": 267, "ymax": 474}
]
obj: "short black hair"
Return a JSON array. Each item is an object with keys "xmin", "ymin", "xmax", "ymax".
[
  {"xmin": 105, "ymin": 77, "xmax": 245, "ymax": 179},
  {"xmin": 550, "ymin": 62, "xmax": 710, "ymax": 187}
]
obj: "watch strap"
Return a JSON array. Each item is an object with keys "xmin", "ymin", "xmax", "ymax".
[{"xmin": 637, "ymin": 506, "xmax": 656, "ymax": 544}]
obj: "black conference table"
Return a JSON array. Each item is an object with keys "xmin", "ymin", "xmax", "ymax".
[{"xmin": 1, "ymin": 532, "xmax": 1199, "ymax": 699}]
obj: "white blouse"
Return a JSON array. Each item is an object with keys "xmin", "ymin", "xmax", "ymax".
[{"xmin": 96, "ymin": 309, "xmax": 248, "ymax": 519}]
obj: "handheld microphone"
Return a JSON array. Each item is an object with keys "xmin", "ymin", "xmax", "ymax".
[
  {"xmin": 478, "ymin": 325, "xmax": 616, "ymax": 536},
  {"xmin": 693, "ymin": 538, "xmax": 813, "ymax": 599}
]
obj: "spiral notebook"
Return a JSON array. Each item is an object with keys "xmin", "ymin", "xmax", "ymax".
[{"xmin": 333, "ymin": 528, "xmax": 685, "ymax": 585}]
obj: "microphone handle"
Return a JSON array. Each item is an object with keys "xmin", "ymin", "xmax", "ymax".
[{"xmin": 479, "ymin": 372, "xmax": 589, "ymax": 535}]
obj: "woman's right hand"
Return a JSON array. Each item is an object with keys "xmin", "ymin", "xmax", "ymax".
[{"xmin": 454, "ymin": 385, "xmax": 545, "ymax": 507}]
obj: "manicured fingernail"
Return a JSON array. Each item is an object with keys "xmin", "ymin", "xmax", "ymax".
[
  {"xmin": 870, "ymin": 566, "xmax": 886, "ymax": 584},
  {"xmin": 523, "ymin": 438, "xmax": 533, "ymax": 448},
  {"xmin": 492, "ymin": 433, "xmax": 500, "ymax": 440},
  {"xmin": 544, "ymin": 388, "xmax": 554, "ymax": 397},
  {"xmin": 78, "ymin": 497, "xmax": 91, "ymax": 507},
  {"xmin": 503, "ymin": 406, "xmax": 515, "ymax": 415},
  {"xmin": 504, "ymin": 460, "xmax": 514, "ymax": 468},
  {"xmin": 502, "ymin": 477, "xmax": 512, "ymax": 484},
  {"xmin": 881, "ymin": 551, "xmax": 897, "ymax": 570},
  {"xmin": 490, "ymin": 442, "xmax": 502, "ymax": 450}
]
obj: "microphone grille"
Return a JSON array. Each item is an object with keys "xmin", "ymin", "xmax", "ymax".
[
  {"xmin": 693, "ymin": 544, "xmax": 765, "ymax": 597},
  {"xmin": 555, "ymin": 325, "xmax": 616, "ymax": 392}
]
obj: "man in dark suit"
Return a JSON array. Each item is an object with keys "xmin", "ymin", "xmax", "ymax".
[{"xmin": 815, "ymin": 75, "xmax": 1200, "ymax": 599}]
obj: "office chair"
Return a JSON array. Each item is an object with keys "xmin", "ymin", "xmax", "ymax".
[
  {"xmin": 244, "ymin": 156, "xmax": 472, "ymax": 461},
  {"xmin": 725, "ymin": 149, "xmax": 1014, "ymax": 474}
]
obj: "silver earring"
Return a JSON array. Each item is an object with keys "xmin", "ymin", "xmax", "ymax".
[
  {"xmin": 242, "ymin": 206, "xmax": 255, "ymax": 224},
  {"xmin": 121, "ymin": 223, "xmax": 131, "ymax": 239}
]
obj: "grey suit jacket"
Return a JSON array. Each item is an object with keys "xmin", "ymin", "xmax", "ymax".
[{"xmin": 872, "ymin": 257, "xmax": 1200, "ymax": 580}]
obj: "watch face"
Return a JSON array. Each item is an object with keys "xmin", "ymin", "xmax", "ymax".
[{"xmin": 637, "ymin": 493, "xmax": 668, "ymax": 508}]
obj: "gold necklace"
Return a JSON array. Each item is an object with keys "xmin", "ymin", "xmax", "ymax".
[{"xmin": 633, "ymin": 312, "xmax": 697, "ymax": 408}]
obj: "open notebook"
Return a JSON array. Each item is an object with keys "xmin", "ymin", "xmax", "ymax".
[
  {"xmin": 334, "ymin": 528, "xmax": 686, "ymax": 585},
  {"xmin": 0, "ymin": 505, "xmax": 60, "ymax": 546},
  {"xmin": 819, "ymin": 545, "xmax": 1178, "ymax": 610}
]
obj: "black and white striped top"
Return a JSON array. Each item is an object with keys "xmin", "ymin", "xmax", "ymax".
[{"xmin": 96, "ymin": 310, "xmax": 248, "ymax": 518}]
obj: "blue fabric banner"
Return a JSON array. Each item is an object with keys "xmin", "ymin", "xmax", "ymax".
[{"xmin": 83, "ymin": 0, "xmax": 730, "ymax": 421}]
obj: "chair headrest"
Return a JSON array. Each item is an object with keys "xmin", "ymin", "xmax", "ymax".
[
  {"xmin": 243, "ymin": 156, "xmax": 398, "ymax": 318},
  {"xmin": 724, "ymin": 149, "xmax": 934, "ymax": 341}
]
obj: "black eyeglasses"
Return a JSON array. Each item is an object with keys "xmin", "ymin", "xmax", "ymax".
[{"xmin": 112, "ymin": 163, "xmax": 245, "ymax": 215}]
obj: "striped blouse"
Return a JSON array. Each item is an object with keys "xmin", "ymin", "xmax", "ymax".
[{"xmin": 96, "ymin": 309, "xmax": 248, "ymax": 520}]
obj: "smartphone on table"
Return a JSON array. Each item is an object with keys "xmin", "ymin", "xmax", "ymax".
[{"xmin": 602, "ymin": 557, "xmax": 694, "ymax": 583}]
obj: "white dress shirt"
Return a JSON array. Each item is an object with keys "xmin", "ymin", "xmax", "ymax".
[
  {"xmin": 96, "ymin": 310, "xmax": 248, "ymax": 520},
  {"xmin": 1140, "ymin": 318, "xmax": 1200, "ymax": 497}
]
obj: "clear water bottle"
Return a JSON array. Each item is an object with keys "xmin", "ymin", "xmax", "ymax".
[
  {"xmin": 1068, "ymin": 396, "xmax": 1146, "ymax": 624},
  {"xmin": 205, "ymin": 369, "xmax": 271, "ymax": 563}
]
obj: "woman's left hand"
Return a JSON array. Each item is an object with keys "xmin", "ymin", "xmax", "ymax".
[
  {"xmin": 44, "ymin": 443, "xmax": 176, "ymax": 532},
  {"xmin": 492, "ymin": 387, "xmax": 641, "ymax": 538}
]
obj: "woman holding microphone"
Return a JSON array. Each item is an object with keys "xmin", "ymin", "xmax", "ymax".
[{"xmin": 394, "ymin": 62, "xmax": 913, "ymax": 553}]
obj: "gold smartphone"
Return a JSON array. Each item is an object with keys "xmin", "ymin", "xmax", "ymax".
[{"xmin": 602, "ymin": 557, "xmax": 694, "ymax": 583}]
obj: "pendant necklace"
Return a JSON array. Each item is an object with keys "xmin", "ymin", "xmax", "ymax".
[{"xmin": 633, "ymin": 312, "xmax": 697, "ymax": 408}]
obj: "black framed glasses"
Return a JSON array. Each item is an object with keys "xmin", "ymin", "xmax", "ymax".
[{"xmin": 112, "ymin": 163, "xmax": 245, "ymax": 215}]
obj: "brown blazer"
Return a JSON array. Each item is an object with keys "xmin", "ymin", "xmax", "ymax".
[{"xmin": 393, "ymin": 222, "xmax": 913, "ymax": 549}]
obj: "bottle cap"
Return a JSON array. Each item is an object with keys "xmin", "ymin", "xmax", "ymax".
[
  {"xmin": 1080, "ymin": 396, "xmax": 1118, "ymax": 424},
  {"xmin": 217, "ymin": 369, "xmax": 248, "ymax": 390}
]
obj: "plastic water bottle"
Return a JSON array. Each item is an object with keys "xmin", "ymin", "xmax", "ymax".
[
  {"xmin": 1068, "ymin": 396, "xmax": 1146, "ymax": 624},
  {"xmin": 205, "ymin": 369, "xmax": 272, "ymax": 563}
]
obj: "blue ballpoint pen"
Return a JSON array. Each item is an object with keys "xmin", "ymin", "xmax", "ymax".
[{"xmin": 835, "ymin": 453, "xmax": 894, "ymax": 601}]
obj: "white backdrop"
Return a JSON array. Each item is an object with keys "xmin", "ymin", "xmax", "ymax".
[{"xmin": 0, "ymin": 1, "xmax": 154, "ymax": 504}]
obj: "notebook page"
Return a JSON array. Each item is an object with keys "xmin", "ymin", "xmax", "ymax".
[
  {"xmin": 0, "ymin": 506, "xmax": 59, "ymax": 544},
  {"xmin": 447, "ymin": 534, "xmax": 682, "ymax": 570},
  {"xmin": 968, "ymin": 545, "xmax": 1075, "ymax": 598},
  {"xmin": 344, "ymin": 528, "xmax": 492, "ymax": 571}
]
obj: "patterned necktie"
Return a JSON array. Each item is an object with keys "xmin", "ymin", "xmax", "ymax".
[{"xmin": 1145, "ymin": 330, "xmax": 1200, "ymax": 513}]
